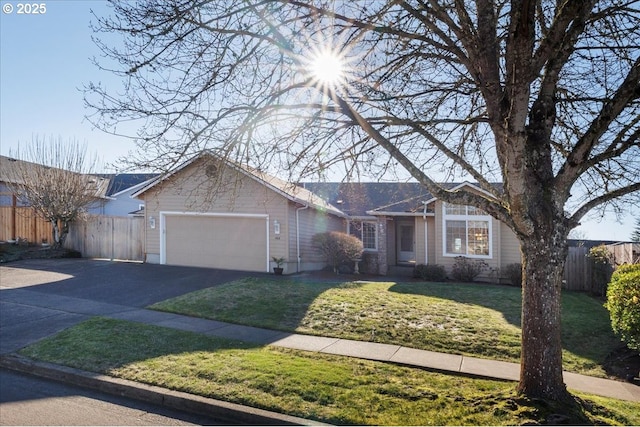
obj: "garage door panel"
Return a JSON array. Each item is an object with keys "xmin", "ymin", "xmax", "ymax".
[{"xmin": 164, "ymin": 215, "xmax": 267, "ymax": 272}]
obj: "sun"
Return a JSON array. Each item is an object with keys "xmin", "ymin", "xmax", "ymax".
[{"xmin": 309, "ymin": 50, "xmax": 346, "ymax": 86}]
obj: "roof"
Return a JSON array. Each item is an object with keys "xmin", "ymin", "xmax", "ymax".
[
  {"xmin": 131, "ymin": 152, "xmax": 502, "ymax": 218},
  {"xmin": 0, "ymin": 155, "xmax": 110, "ymax": 199},
  {"xmin": 567, "ymin": 239, "xmax": 638, "ymax": 248},
  {"xmin": 99, "ymin": 173, "xmax": 158, "ymax": 197},
  {"xmin": 132, "ymin": 152, "xmax": 346, "ymax": 217},
  {"xmin": 301, "ymin": 182, "xmax": 431, "ymax": 217},
  {"xmin": 302, "ymin": 182, "xmax": 498, "ymax": 216}
]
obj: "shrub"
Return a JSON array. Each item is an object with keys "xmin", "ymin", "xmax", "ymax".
[
  {"xmin": 451, "ymin": 256, "xmax": 488, "ymax": 282},
  {"xmin": 312, "ymin": 231, "xmax": 364, "ymax": 273},
  {"xmin": 588, "ymin": 245, "xmax": 614, "ymax": 296},
  {"xmin": 504, "ymin": 263, "xmax": 523, "ymax": 287},
  {"xmin": 413, "ymin": 264, "xmax": 447, "ymax": 281},
  {"xmin": 360, "ymin": 252, "xmax": 379, "ymax": 275},
  {"xmin": 605, "ymin": 264, "xmax": 640, "ymax": 351}
]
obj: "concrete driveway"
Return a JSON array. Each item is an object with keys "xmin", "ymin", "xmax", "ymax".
[{"xmin": 0, "ymin": 259, "xmax": 254, "ymax": 355}]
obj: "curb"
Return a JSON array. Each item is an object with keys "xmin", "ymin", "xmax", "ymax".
[{"xmin": 0, "ymin": 354, "xmax": 328, "ymax": 426}]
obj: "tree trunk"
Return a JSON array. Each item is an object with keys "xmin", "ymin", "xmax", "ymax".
[
  {"xmin": 58, "ymin": 220, "xmax": 70, "ymax": 248},
  {"xmin": 518, "ymin": 232, "xmax": 572, "ymax": 401},
  {"xmin": 51, "ymin": 220, "xmax": 62, "ymax": 249},
  {"xmin": 50, "ymin": 219, "xmax": 69, "ymax": 249}
]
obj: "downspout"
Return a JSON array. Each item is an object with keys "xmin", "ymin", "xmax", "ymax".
[
  {"xmin": 423, "ymin": 201, "xmax": 429, "ymax": 265},
  {"xmin": 296, "ymin": 204, "xmax": 309, "ymax": 273}
]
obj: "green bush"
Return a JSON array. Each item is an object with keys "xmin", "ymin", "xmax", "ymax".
[
  {"xmin": 413, "ymin": 264, "xmax": 447, "ymax": 281},
  {"xmin": 451, "ymin": 256, "xmax": 488, "ymax": 282},
  {"xmin": 588, "ymin": 245, "xmax": 614, "ymax": 296},
  {"xmin": 605, "ymin": 264, "xmax": 640, "ymax": 351},
  {"xmin": 504, "ymin": 263, "xmax": 523, "ymax": 287},
  {"xmin": 312, "ymin": 231, "xmax": 364, "ymax": 272}
]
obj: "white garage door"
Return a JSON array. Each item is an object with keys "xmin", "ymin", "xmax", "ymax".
[{"xmin": 163, "ymin": 214, "xmax": 268, "ymax": 272}]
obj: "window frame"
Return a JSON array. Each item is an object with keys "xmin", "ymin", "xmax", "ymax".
[
  {"xmin": 442, "ymin": 203, "xmax": 492, "ymax": 259},
  {"xmin": 348, "ymin": 220, "xmax": 378, "ymax": 251}
]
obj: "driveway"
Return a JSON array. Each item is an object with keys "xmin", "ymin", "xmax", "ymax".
[{"xmin": 0, "ymin": 259, "xmax": 254, "ymax": 354}]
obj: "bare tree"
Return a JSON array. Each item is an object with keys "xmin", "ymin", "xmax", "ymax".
[
  {"xmin": 6, "ymin": 138, "xmax": 105, "ymax": 248},
  {"xmin": 85, "ymin": 1, "xmax": 640, "ymax": 401}
]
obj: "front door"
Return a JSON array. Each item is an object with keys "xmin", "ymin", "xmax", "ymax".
[{"xmin": 397, "ymin": 222, "xmax": 415, "ymax": 264}]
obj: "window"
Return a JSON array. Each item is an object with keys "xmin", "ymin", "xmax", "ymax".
[
  {"xmin": 443, "ymin": 203, "xmax": 491, "ymax": 257},
  {"xmin": 349, "ymin": 220, "xmax": 378, "ymax": 250}
]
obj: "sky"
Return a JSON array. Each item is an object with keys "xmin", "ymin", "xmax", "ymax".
[{"xmin": 0, "ymin": 0, "xmax": 637, "ymax": 241}]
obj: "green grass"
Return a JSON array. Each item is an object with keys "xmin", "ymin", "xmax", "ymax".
[
  {"xmin": 19, "ymin": 318, "xmax": 640, "ymax": 426},
  {"xmin": 150, "ymin": 278, "xmax": 620, "ymax": 377}
]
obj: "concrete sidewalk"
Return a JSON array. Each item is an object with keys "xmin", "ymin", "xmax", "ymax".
[
  {"xmin": 3, "ymin": 286, "xmax": 638, "ymax": 403},
  {"xmin": 113, "ymin": 307, "xmax": 640, "ymax": 403}
]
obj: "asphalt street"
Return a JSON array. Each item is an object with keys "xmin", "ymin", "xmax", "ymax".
[{"xmin": 0, "ymin": 368, "xmax": 229, "ymax": 425}]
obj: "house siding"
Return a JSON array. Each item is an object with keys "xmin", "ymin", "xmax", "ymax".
[
  {"xmin": 414, "ymin": 216, "xmax": 436, "ymax": 265},
  {"xmin": 142, "ymin": 159, "xmax": 289, "ymax": 266},
  {"xmin": 500, "ymin": 222, "xmax": 522, "ymax": 267},
  {"xmin": 103, "ymin": 188, "xmax": 143, "ymax": 217},
  {"xmin": 288, "ymin": 201, "xmax": 345, "ymax": 272}
]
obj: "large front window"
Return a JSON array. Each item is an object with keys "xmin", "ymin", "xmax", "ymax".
[
  {"xmin": 349, "ymin": 220, "xmax": 377, "ymax": 250},
  {"xmin": 443, "ymin": 203, "xmax": 491, "ymax": 257}
]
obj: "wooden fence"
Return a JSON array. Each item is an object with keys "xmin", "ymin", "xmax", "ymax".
[
  {"xmin": 0, "ymin": 206, "xmax": 54, "ymax": 244},
  {"xmin": 64, "ymin": 216, "xmax": 144, "ymax": 261},
  {"xmin": 563, "ymin": 243, "xmax": 639, "ymax": 294},
  {"xmin": 563, "ymin": 246, "xmax": 594, "ymax": 293}
]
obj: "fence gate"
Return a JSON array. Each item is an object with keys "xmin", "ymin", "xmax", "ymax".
[{"xmin": 65, "ymin": 216, "xmax": 144, "ymax": 261}]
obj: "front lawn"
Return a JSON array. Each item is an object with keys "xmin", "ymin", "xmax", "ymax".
[
  {"xmin": 149, "ymin": 277, "xmax": 620, "ymax": 377},
  {"xmin": 19, "ymin": 317, "xmax": 640, "ymax": 426}
]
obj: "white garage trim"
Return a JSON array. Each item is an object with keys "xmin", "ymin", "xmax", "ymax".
[{"xmin": 159, "ymin": 211, "xmax": 270, "ymax": 272}]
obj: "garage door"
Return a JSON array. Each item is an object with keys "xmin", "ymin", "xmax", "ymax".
[{"xmin": 164, "ymin": 214, "xmax": 268, "ymax": 272}]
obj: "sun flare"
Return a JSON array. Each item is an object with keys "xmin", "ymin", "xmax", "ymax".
[{"xmin": 310, "ymin": 50, "xmax": 345, "ymax": 86}]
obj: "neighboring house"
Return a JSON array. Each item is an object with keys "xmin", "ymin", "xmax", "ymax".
[
  {"xmin": 134, "ymin": 151, "xmax": 522, "ymax": 277},
  {"xmin": 100, "ymin": 173, "xmax": 157, "ymax": 217},
  {"xmin": 0, "ymin": 155, "xmax": 110, "ymax": 242},
  {"xmin": 0, "ymin": 155, "xmax": 110, "ymax": 213}
]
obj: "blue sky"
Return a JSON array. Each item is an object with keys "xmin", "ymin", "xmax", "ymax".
[
  {"xmin": 0, "ymin": 1, "xmax": 637, "ymax": 241},
  {"xmin": 1, "ymin": 1, "xmax": 134, "ymax": 166}
]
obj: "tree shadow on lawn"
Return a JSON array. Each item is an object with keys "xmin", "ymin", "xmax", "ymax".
[
  {"xmin": 149, "ymin": 275, "xmax": 352, "ymax": 332},
  {"xmin": 388, "ymin": 281, "xmax": 620, "ymax": 373}
]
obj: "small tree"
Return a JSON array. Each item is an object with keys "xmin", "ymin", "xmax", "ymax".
[
  {"xmin": 6, "ymin": 138, "xmax": 103, "ymax": 248},
  {"xmin": 605, "ymin": 264, "xmax": 640, "ymax": 352},
  {"xmin": 312, "ymin": 231, "xmax": 363, "ymax": 273}
]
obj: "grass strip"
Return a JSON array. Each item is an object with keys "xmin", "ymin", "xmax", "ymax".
[
  {"xmin": 18, "ymin": 318, "xmax": 639, "ymax": 426},
  {"xmin": 150, "ymin": 278, "xmax": 619, "ymax": 377}
]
